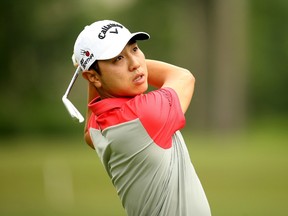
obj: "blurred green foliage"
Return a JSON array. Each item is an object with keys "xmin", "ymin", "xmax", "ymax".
[
  {"xmin": 0, "ymin": 1, "xmax": 287, "ymax": 215},
  {"xmin": 0, "ymin": 0, "xmax": 287, "ymax": 136},
  {"xmin": 249, "ymin": 0, "xmax": 288, "ymax": 116}
]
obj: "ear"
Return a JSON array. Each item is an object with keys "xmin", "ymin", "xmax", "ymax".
[{"xmin": 82, "ymin": 70, "xmax": 102, "ymax": 88}]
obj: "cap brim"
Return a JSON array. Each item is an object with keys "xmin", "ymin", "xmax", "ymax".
[{"xmin": 131, "ymin": 32, "xmax": 150, "ymax": 41}]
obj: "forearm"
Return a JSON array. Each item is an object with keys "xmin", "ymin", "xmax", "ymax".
[
  {"xmin": 146, "ymin": 59, "xmax": 193, "ymax": 87},
  {"xmin": 146, "ymin": 59, "xmax": 195, "ymax": 113}
]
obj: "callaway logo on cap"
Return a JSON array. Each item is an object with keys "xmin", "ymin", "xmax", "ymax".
[
  {"xmin": 98, "ymin": 23, "xmax": 123, "ymax": 39},
  {"xmin": 73, "ymin": 20, "xmax": 150, "ymax": 71}
]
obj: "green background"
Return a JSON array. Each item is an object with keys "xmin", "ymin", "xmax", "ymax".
[
  {"xmin": 1, "ymin": 120, "xmax": 287, "ymax": 215},
  {"xmin": 0, "ymin": 0, "xmax": 287, "ymax": 215}
]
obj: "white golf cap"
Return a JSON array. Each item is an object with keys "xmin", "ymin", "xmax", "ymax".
[{"xmin": 73, "ymin": 20, "xmax": 150, "ymax": 71}]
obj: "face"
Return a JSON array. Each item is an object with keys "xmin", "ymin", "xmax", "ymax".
[{"xmin": 96, "ymin": 41, "xmax": 148, "ymax": 98}]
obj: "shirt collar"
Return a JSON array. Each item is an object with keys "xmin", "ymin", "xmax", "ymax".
[{"xmin": 88, "ymin": 96, "xmax": 131, "ymax": 116}]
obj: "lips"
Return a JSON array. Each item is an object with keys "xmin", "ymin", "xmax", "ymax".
[{"xmin": 133, "ymin": 73, "xmax": 145, "ymax": 84}]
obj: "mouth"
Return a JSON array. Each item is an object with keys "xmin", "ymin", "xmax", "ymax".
[{"xmin": 133, "ymin": 74, "xmax": 145, "ymax": 84}]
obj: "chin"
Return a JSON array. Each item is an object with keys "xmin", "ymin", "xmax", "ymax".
[
  {"xmin": 138, "ymin": 84, "xmax": 148, "ymax": 94},
  {"xmin": 122, "ymin": 84, "xmax": 148, "ymax": 97},
  {"xmin": 129, "ymin": 89, "xmax": 147, "ymax": 97}
]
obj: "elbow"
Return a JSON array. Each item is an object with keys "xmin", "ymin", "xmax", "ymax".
[
  {"xmin": 184, "ymin": 69, "xmax": 195, "ymax": 99},
  {"xmin": 184, "ymin": 69, "xmax": 195, "ymax": 86},
  {"xmin": 190, "ymin": 70, "xmax": 196, "ymax": 84}
]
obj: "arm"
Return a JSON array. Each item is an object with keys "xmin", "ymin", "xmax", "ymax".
[
  {"xmin": 146, "ymin": 59, "xmax": 195, "ymax": 114},
  {"xmin": 84, "ymin": 82, "xmax": 99, "ymax": 148}
]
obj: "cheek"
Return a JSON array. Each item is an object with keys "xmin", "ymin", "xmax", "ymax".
[{"xmin": 101, "ymin": 74, "xmax": 127, "ymax": 91}]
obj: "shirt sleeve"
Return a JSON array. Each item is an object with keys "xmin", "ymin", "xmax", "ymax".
[
  {"xmin": 87, "ymin": 112, "xmax": 99, "ymax": 130},
  {"xmin": 126, "ymin": 87, "xmax": 186, "ymax": 149}
]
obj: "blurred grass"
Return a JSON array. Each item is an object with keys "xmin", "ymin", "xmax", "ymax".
[{"xmin": 0, "ymin": 119, "xmax": 287, "ymax": 216}]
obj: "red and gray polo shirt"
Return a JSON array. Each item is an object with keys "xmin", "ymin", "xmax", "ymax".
[{"xmin": 88, "ymin": 87, "xmax": 211, "ymax": 216}]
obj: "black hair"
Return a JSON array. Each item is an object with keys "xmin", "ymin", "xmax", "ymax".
[{"xmin": 89, "ymin": 61, "xmax": 101, "ymax": 75}]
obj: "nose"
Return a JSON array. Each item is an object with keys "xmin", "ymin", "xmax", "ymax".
[{"xmin": 128, "ymin": 56, "xmax": 140, "ymax": 72}]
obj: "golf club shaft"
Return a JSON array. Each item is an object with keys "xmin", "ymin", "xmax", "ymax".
[{"xmin": 64, "ymin": 66, "xmax": 81, "ymax": 97}]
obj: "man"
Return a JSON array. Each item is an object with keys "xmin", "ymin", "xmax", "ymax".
[{"xmin": 73, "ymin": 20, "xmax": 211, "ymax": 216}]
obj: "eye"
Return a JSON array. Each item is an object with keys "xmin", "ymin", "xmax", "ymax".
[
  {"xmin": 132, "ymin": 46, "xmax": 138, "ymax": 52},
  {"xmin": 114, "ymin": 55, "xmax": 123, "ymax": 62}
]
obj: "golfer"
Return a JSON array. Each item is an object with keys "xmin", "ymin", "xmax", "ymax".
[{"xmin": 73, "ymin": 20, "xmax": 211, "ymax": 216}]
